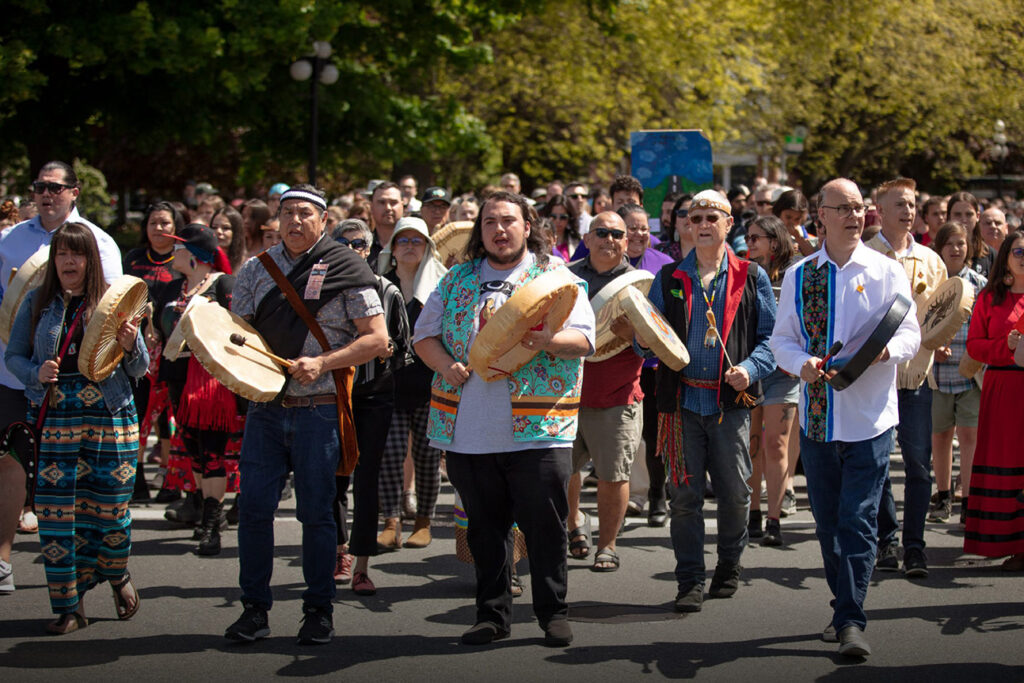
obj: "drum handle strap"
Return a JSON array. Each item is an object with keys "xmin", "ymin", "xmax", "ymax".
[{"xmin": 257, "ymin": 253, "xmax": 360, "ymax": 475}]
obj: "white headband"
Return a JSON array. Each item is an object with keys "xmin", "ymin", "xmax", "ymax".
[{"xmin": 280, "ymin": 188, "xmax": 327, "ymax": 212}]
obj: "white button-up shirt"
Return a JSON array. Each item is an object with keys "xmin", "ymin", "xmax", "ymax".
[{"xmin": 770, "ymin": 242, "xmax": 920, "ymax": 443}]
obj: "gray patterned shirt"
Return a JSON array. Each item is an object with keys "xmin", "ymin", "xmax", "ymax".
[{"xmin": 233, "ymin": 238, "xmax": 383, "ymax": 397}]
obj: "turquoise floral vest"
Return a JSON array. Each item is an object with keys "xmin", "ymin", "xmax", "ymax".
[{"xmin": 427, "ymin": 257, "xmax": 586, "ymax": 445}]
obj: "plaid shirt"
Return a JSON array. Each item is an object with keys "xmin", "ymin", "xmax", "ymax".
[{"xmin": 931, "ymin": 267, "xmax": 987, "ymax": 394}]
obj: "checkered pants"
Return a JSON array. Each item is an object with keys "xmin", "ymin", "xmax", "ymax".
[
  {"xmin": 33, "ymin": 374, "xmax": 138, "ymax": 614},
  {"xmin": 378, "ymin": 404, "xmax": 441, "ymax": 519}
]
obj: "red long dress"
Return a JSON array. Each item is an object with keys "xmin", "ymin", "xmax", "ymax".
[{"xmin": 962, "ymin": 289, "xmax": 1024, "ymax": 557}]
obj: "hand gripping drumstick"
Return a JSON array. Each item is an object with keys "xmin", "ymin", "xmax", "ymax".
[
  {"xmin": 229, "ymin": 333, "xmax": 294, "ymax": 368},
  {"xmin": 816, "ymin": 341, "xmax": 844, "ymax": 371}
]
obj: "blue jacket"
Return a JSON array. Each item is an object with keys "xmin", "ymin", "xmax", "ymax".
[{"xmin": 4, "ymin": 290, "xmax": 149, "ymax": 413}]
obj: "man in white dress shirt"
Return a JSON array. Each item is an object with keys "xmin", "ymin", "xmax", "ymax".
[{"xmin": 770, "ymin": 178, "xmax": 920, "ymax": 658}]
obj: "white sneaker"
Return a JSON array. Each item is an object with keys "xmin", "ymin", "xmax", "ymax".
[{"xmin": 0, "ymin": 560, "xmax": 14, "ymax": 594}]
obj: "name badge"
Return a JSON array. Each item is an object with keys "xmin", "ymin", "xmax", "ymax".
[{"xmin": 304, "ymin": 262, "xmax": 329, "ymax": 300}]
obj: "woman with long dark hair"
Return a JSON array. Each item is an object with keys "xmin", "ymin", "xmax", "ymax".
[
  {"xmin": 963, "ymin": 229, "xmax": 1024, "ymax": 570},
  {"xmin": 541, "ymin": 194, "xmax": 580, "ymax": 262},
  {"xmin": 211, "ymin": 206, "xmax": 245, "ymax": 273},
  {"xmin": 5, "ymin": 223, "xmax": 148, "ymax": 634}
]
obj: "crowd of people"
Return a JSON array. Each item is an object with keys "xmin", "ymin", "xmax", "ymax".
[{"xmin": 0, "ymin": 161, "xmax": 1021, "ymax": 657}]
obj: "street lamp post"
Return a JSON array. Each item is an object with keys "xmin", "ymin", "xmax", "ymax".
[
  {"xmin": 290, "ymin": 41, "xmax": 339, "ymax": 186},
  {"xmin": 991, "ymin": 119, "xmax": 1009, "ymax": 198}
]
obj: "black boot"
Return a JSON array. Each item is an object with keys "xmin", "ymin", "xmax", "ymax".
[
  {"xmin": 225, "ymin": 495, "xmax": 240, "ymax": 526},
  {"xmin": 197, "ymin": 497, "xmax": 224, "ymax": 556}
]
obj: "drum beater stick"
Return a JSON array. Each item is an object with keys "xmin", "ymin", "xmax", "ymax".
[{"xmin": 229, "ymin": 333, "xmax": 294, "ymax": 368}]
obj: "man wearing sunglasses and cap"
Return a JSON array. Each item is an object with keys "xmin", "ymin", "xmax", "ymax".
[
  {"xmin": 622, "ymin": 189, "xmax": 776, "ymax": 614},
  {"xmin": 0, "ymin": 160, "xmax": 123, "ymax": 596}
]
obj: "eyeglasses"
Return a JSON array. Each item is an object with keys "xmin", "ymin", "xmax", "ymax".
[
  {"xmin": 593, "ymin": 228, "xmax": 625, "ymax": 239},
  {"xmin": 395, "ymin": 236, "xmax": 425, "ymax": 247},
  {"xmin": 1011, "ymin": 247, "xmax": 1024, "ymax": 259},
  {"xmin": 746, "ymin": 234, "xmax": 768, "ymax": 244},
  {"xmin": 674, "ymin": 209, "xmax": 688, "ymax": 218},
  {"xmin": 567, "ymin": 194, "xmax": 587, "ymax": 200},
  {"xmin": 549, "ymin": 213, "xmax": 569, "ymax": 221},
  {"xmin": 821, "ymin": 204, "xmax": 867, "ymax": 218},
  {"xmin": 756, "ymin": 200, "xmax": 773, "ymax": 207},
  {"xmin": 689, "ymin": 213, "xmax": 723, "ymax": 224},
  {"xmin": 337, "ymin": 237, "xmax": 368, "ymax": 250},
  {"xmin": 32, "ymin": 181, "xmax": 74, "ymax": 195}
]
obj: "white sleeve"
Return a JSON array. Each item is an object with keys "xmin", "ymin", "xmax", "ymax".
[
  {"xmin": 769, "ymin": 266, "xmax": 813, "ymax": 375},
  {"xmin": 412, "ymin": 286, "xmax": 445, "ymax": 344},
  {"xmin": 882, "ymin": 262, "xmax": 921, "ymax": 365}
]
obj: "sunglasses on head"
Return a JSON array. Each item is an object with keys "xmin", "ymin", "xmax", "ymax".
[
  {"xmin": 689, "ymin": 213, "xmax": 723, "ymax": 224},
  {"xmin": 593, "ymin": 227, "xmax": 625, "ymax": 239},
  {"xmin": 32, "ymin": 181, "xmax": 74, "ymax": 195},
  {"xmin": 336, "ymin": 237, "xmax": 368, "ymax": 250}
]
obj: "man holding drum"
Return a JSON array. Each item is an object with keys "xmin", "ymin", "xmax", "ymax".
[
  {"xmin": 414, "ymin": 190, "xmax": 595, "ymax": 647},
  {"xmin": 225, "ymin": 185, "xmax": 389, "ymax": 645},
  {"xmin": 636, "ymin": 189, "xmax": 777, "ymax": 614},
  {"xmin": 771, "ymin": 177, "xmax": 921, "ymax": 657},
  {"xmin": 566, "ymin": 212, "xmax": 645, "ymax": 572},
  {"xmin": 866, "ymin": 177, "xmax": 946, "ymax": 579}
]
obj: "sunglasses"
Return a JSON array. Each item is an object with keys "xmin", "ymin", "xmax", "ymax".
[
  {"xmin": 756, "ymin": 200, "xmax": 773, "ymax": 207},
  {"xmin": 395, "ymin": 236, "xmax": 425, "ymax": 247},
  {"xmin": 593, "ymin": 227, "xmax": 625, "ymax": 239},
  {"xmin": 746, "ymin": 233, "xmax": 769, "ymax": 243},
  {"xmin": 567, "ymin": 194, "xmax": 587, "ymax": 200},
  {"xmin": 689, "ymin": 214, "xmax": 723, "ymax": 224},
  {"xmin": 549, "ymin": 214, "xmax": 570, "ymax": 221},
  {"xmin": 32, "ymin": 181, "xmax": 75, "ymax": 195},
  {"xmin": 337, "ymin": 237, "xmax": 369, "ymax": 250}
]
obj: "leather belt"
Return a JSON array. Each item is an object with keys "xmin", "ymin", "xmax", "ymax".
[{"xmin": 281, "ymin": 393, "xmax": 336, "ymax": 408}]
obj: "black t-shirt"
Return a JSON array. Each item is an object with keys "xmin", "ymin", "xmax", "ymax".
[{"xmin": 58, "ymin": 296, "xmax": 86, "ymax": 373}]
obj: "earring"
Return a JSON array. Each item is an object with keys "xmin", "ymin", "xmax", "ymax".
[
  {"xmin": 190, "ymin": 257, "xmax": 197, "ymax": 270},
  {"xmin": 1005, "ymin": 272, "xmax": 1014, "ymax": 286}
]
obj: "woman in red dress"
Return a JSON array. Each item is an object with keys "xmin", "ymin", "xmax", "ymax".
[{"xmin": 963, "ymin": 229, "xmax": 1024, "ymax": 571}]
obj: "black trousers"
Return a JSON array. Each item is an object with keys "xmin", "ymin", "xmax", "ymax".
[
  {"xmin": 446, "ymin": 447, "xmax": 571, "ymax": 630},
  {"xmin": 640, "ymin": 367, "xmax": 666, "ymax": 508},
  {"xmin": 335, "ymin": 393, "xmax": 393, "ymax": 556}
]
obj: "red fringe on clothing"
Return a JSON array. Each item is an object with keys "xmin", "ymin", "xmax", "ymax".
[
  {"xmin": 177, "ymin": 356, "xmax": 239, "ymax": 431},
  {"xmin": 657, "ymin": 411, "xmax": 690, "ymax": 487}
]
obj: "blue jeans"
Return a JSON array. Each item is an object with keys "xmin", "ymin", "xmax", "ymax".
[
  {"xmin": 878, "ymin": 385, "xmax": 933, "ymax": 551},
  {"xmin": 238, "ymin": 402, "xmax": 341, "ymax": 611},
  {"xmin": 668, "ymin": 408, "xmax": 751, "ymax": 588},
  {"xmin": 801, "ymin": 428, "xmax": 892, "ymax": 632}
]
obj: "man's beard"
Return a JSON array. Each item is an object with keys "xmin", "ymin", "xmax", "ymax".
[{"xmin": 486, "ymin": 240, "xmax": 528, "ymax": 265}]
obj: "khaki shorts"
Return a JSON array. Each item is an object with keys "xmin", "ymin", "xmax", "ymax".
[
  {"xmin": 931, "ymin": 385, "xmax": 981, "ymax": 433},
  {"xmin": 571, "ymin": 402, "xmax": 642, "ymax": 482}
]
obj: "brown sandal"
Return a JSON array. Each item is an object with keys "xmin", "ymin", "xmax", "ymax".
[
  {"xmin": 111, "ymin": 572, "xmax": 141, "ymax": 620},
  {"xmin": 46, "ymin": 612, "xmax": 88, "ymax": 635}
]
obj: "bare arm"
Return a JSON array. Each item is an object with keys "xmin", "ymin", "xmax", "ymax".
[{"xmin": 414, "ymin": 335, "xmax": 470, "ymax": 387}]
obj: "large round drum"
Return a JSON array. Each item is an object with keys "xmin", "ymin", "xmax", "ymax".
[
  {"xmin": 469, "ymin": 268, "xmax": 580, "ymax": 382},
  {"xmin": 182, "ymin": 302, "xmax": 286, "ymax": 402},
  {"xmin": 619, "ymin": 287, "xmax": 689, "ymax": 371},
  {"xmin": 78, "ymin": 276, "xmax": 149, "ymax": 381},
  {"xmin": 827, "ymin": 293, "xmax": 911, "ymax": 391},
  {"xmin": 589, "ymin": 270, "xmax": 654, "ymax": 363},
  {"xmin": 162, "ymin": 295, "xmax": 209, "ymax": 362},
  {"xmin": 0, "ymin": 245, "xmax": 49, "ymax": 344},
  {"xmin": 432, "ymin": 221, "xmax": 474, "ymax": 265},
  {"xmin": 919, "ymin": 277, "xmax": 974, "ymax": 350},
  {"xmin": 958, "ymin": 352, "xmax": 984, "ymax": 381}
]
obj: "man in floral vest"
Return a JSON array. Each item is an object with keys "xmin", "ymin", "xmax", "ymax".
[{"xmin": 414, "ymin": 191, "xmax": 595, "ymax": 648}]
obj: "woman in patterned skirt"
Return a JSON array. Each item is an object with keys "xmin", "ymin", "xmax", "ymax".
[{"xmin": 5, "ymin": 222, "xmax": 149, "ymax": 634}]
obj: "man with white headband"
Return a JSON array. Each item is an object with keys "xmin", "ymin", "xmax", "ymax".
[{"xmin": 226, "ymin": 184, "xmax": 389, "ymax": 645}]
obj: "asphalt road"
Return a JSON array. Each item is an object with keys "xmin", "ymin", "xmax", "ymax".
[{"xmin": 1, "ymin": 458, "xmax": 1022, "ymax": 682}]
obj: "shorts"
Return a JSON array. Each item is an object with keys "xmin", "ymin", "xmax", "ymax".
[
  {"xmin": 931, "ymin": 385, "xmax": 981, "ymax": 432},
  {"xmin": 571, "ymin": 402, "xmax": 642, "ymax": 482},
  {"xmin": 761, "ymin": 367, "xmax": 799, "ymax": 406}
]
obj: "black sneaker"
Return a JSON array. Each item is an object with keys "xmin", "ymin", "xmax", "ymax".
[
  {"xmin": 875, "ymin": 542, "xmax": 899, "ymax": 572},
  {"xmin": 708, "ymin": 563, "xmax": 741, "ymax": 598},
  {"xmin": 225, "ymin": 604, "xmax": 270, "ymax": 642},
  {"xmin": 903, "ymin": 547, "xmax": 929, "ymax": 579},
  {"xmin": 674, "ymin": 583, "xmax": 704, "ymax": 613},
  {"xmin": 297, "ymin": 605, "xmax": 334, "ymax": 645},
  {"xmin": 927, "ymin": 492, "xmax": 952, "ymax": 523},
  {"xmin": 762, "ymin": 518, "xmax": 783, "ymax": 547},
  {"xmin": 748, "ymin": 509, "xmax": 764, "ymax": 539}
]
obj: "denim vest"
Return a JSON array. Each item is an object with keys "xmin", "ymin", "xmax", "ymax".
[
  {"xmin": 426, "ymin": 258, "xmax": 584, "ymax": 445},
  {"xmin": 4, "ymin": 290, "xmax": 149, "ymax": 413}
]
